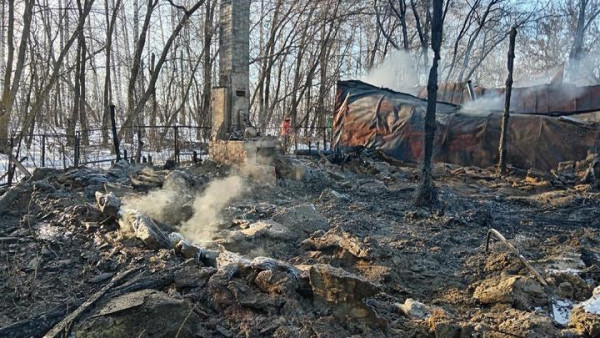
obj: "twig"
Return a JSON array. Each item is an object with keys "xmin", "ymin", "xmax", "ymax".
[
  {"xmin": 485, "ymin": 228, "xmax": 547, "ymax": 286},
  {"xmin": 175, "ymin": 305, "xmax": 195, "ymax": 338}
]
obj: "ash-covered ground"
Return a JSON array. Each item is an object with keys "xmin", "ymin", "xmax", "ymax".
[{"xmin": 2, "ymin": 153, "xmax": 600, "ymax": 337}]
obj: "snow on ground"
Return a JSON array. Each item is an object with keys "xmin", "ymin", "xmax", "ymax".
[
  {"xmin": 552, "ymin": 298, "xmax": 574, "ymax": 326},
  {"xmin": 580, "ymin": 287, "xmax": 600, "ymax": 315},
  {"xmin": 1, "ymin": 126, "xmax": 330, "ymax": 185}
]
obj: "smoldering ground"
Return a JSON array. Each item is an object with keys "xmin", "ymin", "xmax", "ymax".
[{"xmin": 122, "ymin": 174, "xmax": 247, "ymax": 245}]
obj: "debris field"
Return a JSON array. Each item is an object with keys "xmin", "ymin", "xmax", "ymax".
[{"xmin": 2, "ymin": 153, "xmax": 600, "ymax": 337}]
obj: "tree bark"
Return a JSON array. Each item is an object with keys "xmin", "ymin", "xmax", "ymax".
[
  {"xmin": 123, "ymin": 0, "xmax": 157, "ymax": 141},
  {"xmin": 199, "ymin": 0, "xmax": 216, "ymax": 137},
  {"xmin": 414, "ymin": 0, "xmax": 443, "ymax": 208},
  {"xmin": 498, "ymin": 26, "xmax": 517, "ymax": 175},
  {"xmin": 102, "ymin": 0, "xmax": 121, "ymax": 145},
  {"xmin": 0, "ymin": 0, "xmax": 33, "ymax": 151}
]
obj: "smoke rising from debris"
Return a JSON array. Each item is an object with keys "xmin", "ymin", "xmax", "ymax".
[
  {"xmin": 179, "ymin": 175, "xmax": 246, "ymax": 244},
  {"xmin": 460, "ymin": 93, "xmax": 503, "ymax": 113},
  {"xmin": 122, "ymin": 187, "xmax": 180, "ymax": 223},
  {"xmin": 122, "ymin": 173, "xmax": 247, "ymax": 245},
  {"xmin": 359, "ymin": 50, "xmax": 427, "ymax": 95}
]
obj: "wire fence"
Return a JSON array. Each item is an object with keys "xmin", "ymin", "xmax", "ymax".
[{"xmin": 0, "ymin": 124, "xmax": 332, "ymax": 187}]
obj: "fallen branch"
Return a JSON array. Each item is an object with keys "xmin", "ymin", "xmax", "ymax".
[
  {"xmin": 44, "ymin": 267, "xmax": 139, "ymax": 338},
  {"xmin": 0, "ymin": 267, "xmax": 170, "ymax": 338},
  {"xmin": 0, "ymin": 299, "xmax": 84, "ymax": 338},
  {"xmin": 110, "ymin": 269, "xmax": 175, "ymax": 295},
  {"xmin": 8, "ymin": 154, "xmax": 31, "ymax": 178},
  {"xmin": 485, "ymin": 228, "xmax": 548, "ymax": 287}
]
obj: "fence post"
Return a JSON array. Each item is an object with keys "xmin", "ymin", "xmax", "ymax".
[
  {"xmin": 74, "ymin": 132, "xmax": 80, "ymax": 167},
  {"xmin": 322, "ymin": 127, "xmax": 327, "ymax": 151},
  {"xmin": 110, "ymin": 104, "xmax": 121, "ymax": 161},
  {"xmin": 123, "ymin": 149, "xmax": 128, "ymax": 162},
  {"xmin": 174, "ymin": 125, "xmax": 179, "ymax": 165},
  {"xmin": 62, "ymin": 144, "xmax": 66, "ymax": 169},
  {"xmin": 41, "ymin": 135, "xmax": 46, "ymax": 167},
  {"xmin": 136, "ymin": 126, "xmax": 143, "ymax": 164},
  {"xmin": 7, "ymin": 137, "xmax": 14, "ymax": 187}
]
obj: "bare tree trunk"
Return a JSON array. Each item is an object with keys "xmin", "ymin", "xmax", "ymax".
[
  {"xmin": 0, "ymin": 0, "xmax": 15, "ymax": 151},
  {"xmin": 121, "ymin": 0, "xmax": 205, "ymax": 137},
  {"xmin": 199, "ymin": 0, "xmax": 215, "ymax": 137},
  {"xmin": 414, "ymin": 0, "xmax": 443, "ymax": 208},
  {"xmin": 20, "ymin": 0, "xmax": 96, "ymax": 137},
  {"xmin": 179, "ymin": 49, "xmax": 186, "ymax": 125},
  {"xmin": 0, "ymin": 0, "xmax": 33, "ymax": 151},
  {"xmin": 122, "ymin": 0, "xmax": 157, "ymax": 141},
  {"xmin": 67, "ymin": 16, "xmax": 83, "ymax": 146},
  {"xmin": 411, "ymin": 0, "xmax": 430, "ymax": 70},
  {"xmin": 498, "ymin": 27, "xmax": 517, "ymax": 175},
  {"xmin": 0, "ymin": 1, "xmax": 5, "ymax": 89},
  {"xmin": 79, "ymin": 18, "xmax": 89, "ymax": 146},
  {"xmin": 149, "ymin": 53, "xmax": 157, "ymax": 145},
  {"xmin": 103, "ymin": 0, "xmax": 121, "ymax": 145}
]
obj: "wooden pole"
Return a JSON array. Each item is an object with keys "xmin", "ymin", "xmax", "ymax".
[
  {"xmin": 135, "ymin": 126, "xmax": 143, "ymax": 163},
  {"xmin": 110, "ymin": 104, "xmax": 121, "ymax": 161},
  {"xmin": 74, "ymin": 132, "xmax": 80, "ymax": 167},
  {"xmin": 41, "ymin": 135, "xmax": 46, "ymax": 167},
  {"xmin": 174, "ymin": 125, "xmax": 179, "ymax": 165},
  {"xmin": 498, "ymin": 26, "xmax": 517, "ymax": 174}
]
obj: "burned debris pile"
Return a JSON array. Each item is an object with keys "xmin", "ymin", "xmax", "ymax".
[{"xmin": 2, "ymin": 152, "xmax": 600, "ymax": 337}]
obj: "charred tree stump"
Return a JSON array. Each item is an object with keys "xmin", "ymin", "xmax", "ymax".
[{"xmin": 498, "ymin": 27, "xmax": 517, "ymax": 175}]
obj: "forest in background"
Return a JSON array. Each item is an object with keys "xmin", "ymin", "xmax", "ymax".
[{"xmin": 1, "ymin": 0, "xmax": 600, "ymax": 150}]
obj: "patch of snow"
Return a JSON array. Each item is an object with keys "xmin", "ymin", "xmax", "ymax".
[
  {"xmin": 581, "ymin": 288, "xmax": 600, "ymax": 315},
  {"xmin": 547, "ymin": 268, "xmax": 584, "ymax": 275},
  {"xmin": 552, "ymin": 298, "xmax": 573, "ymax": 326}
]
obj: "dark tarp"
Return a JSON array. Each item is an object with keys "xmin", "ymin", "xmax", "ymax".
[{"xmin": 332, "ymin": 80, "xmax": 600, "ymax": 171}]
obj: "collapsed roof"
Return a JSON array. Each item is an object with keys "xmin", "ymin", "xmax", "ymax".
[{"xmin": 332, "ymin": 80, "xmax": 600, "ymax": 171}]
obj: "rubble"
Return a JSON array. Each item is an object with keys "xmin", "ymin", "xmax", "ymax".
[
  {"xmin": 2, "ymin": 155, "xmax": 600, "ymax": 337},
  {"xmin": 95, "ymin": 192, "xmax": 121, "ymax": 219},
  {"xmin": 272, "ymin": 204, "xmax": 329, "ymax": 235},
  {"xmin": 75, "ymin": 289, "xmax": 200, "ymax": 337},
  {"xmin": 301, "ymin": 226, "xmax": 374, "ymax": 259},
  {"xmin": 308, "ymin": 264, "xmax": 386, "ymax": 328},
  {"xmin": 472, "ymin": 275, "xmax": 547, "ymax": 310},
  {"xmin": 118, "ymin": 209, "xmax": 172, "ymax": 250},
  {"xmin": 555, "ymin": 152, "xmax": 600, "ymax": 187},
  {"xmin": 569, "ymin": 306, "xmax": 600, "ymax": 337},
  {"xmin": 396, "ymin": 298, "xmax": 432, "ymax": 319}
]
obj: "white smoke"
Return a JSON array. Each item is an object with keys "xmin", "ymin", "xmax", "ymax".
[
  {"xmin": 122, "ymin": 172, "xmax": 247, "ymax": 245},
  {"xmin": 122, "ymin": 186, "xmax": 182, "ymax": 223},
  {"xmin": 460, "ymin": 92, "xmax": 503, "ymax": 114},
  {"xmin": 359, "ymin": 50, "xmax": 427, "ymax": 95},
  {"xmin": 179, "ymin": 175, "xmax": 246, "ymax": 244},
  {"xmin": 565, "ymin": 53, "xmax": 600, "ymax": 86}
]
